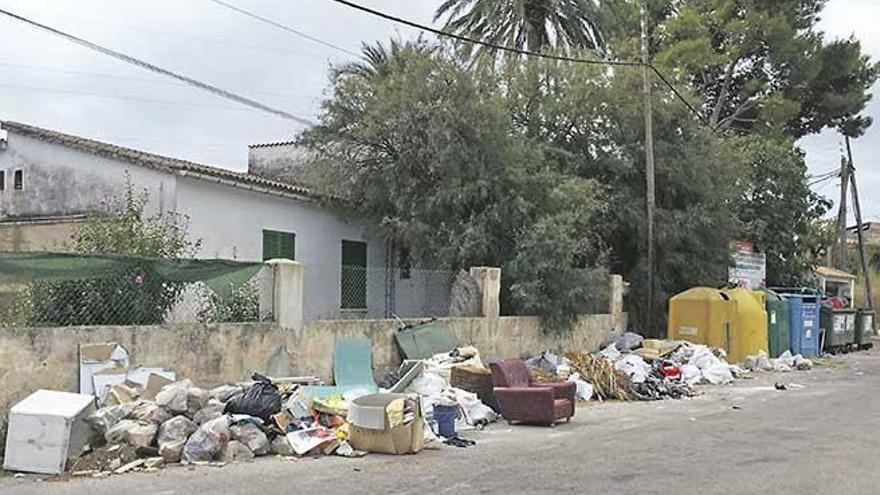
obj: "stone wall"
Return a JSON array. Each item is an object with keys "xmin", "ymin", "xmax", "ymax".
[{"xmin": 0, "ymin": 314, "xmax": 623, "ymax": 451}]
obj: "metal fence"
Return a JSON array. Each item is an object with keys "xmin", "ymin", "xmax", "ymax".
[
  {"xmin": 337, "ymin": 265, "xmax": 474, "ymax": 320},
  {"xmin": 0, "ymin": 272, "xmax": 267, "ymax": 328}
]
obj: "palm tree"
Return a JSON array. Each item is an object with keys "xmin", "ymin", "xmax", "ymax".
[{"xmin": 434, "ymin": 0, "xmax": 610, "ymax": 56}]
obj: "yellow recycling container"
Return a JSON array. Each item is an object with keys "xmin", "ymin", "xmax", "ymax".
[
  {"xmin": 720, "ymin": 287, "xmax": 769, "ymax": 363},
  {"xmin": 668, "ymin": 287, "xmax": 731, "ymax": 351}
]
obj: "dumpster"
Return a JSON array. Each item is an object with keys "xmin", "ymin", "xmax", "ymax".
[
  {"xmin": 668, "ymin": 287, "xmax": 731, "ymax": 351},
  {"xmin": 855, "ymin": 309, "xmax": 875, "ymax": 350},
  {"xmin": 772, "ymin": 289, "xmax": 821, "ymax": 358},
  {"xmin": 820, "ymin": 304, "xmax": 856, "ymax": 353},
  {"xmin": 760, "ymin": 290, "xmax": 791, "ymax": 358},
  {"xmin": 720, "ymin": 287, "xmax": 769, "ymax": 364}
]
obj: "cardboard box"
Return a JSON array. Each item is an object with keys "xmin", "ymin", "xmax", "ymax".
[
  {"xmin": 348, "ymin": 394, "xmax": 424, "ymax": 455},
  {"xmin": 79, "ymin": 343, "xmax": 129, "ymax": 397},
  {"xmin": 3, "ymin": 390, "xmax": 97, "ymax": 475}
]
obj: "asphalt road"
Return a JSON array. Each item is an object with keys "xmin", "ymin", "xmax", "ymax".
[{"xmin": 3, "ymin": 349, "xmax": 879, "ymax": 495}]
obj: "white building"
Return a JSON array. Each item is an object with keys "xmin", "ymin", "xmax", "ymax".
[{"xmin": 0, "ymin": 121, "xmax": 449, "ymax": 321}]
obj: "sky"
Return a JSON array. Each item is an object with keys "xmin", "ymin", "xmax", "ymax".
[{"xmin": 0, "ymin": 0, "xmax": 877, "ymax": 221}]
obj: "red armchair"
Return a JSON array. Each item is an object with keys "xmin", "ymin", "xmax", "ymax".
[{"xmin": 489, "ymin": 358, "xmax": 576, "ymax": 426}]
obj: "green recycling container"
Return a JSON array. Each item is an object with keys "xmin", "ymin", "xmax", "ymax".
[
  {"xmin": 820, "ymin": 306, "xmax": 856, "ymax": 353},
  {"xmin": 855, "ymin": 309, "xmax": 875, "ymax": 350},
  {"xmin": 761, "ymin": 290, "xmax": 791, "ymax": 358}
]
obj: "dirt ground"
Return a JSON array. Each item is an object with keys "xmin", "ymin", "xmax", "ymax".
[{"xmin": 2, "ymin": 349, "xmax": 878, "ymax": 495}]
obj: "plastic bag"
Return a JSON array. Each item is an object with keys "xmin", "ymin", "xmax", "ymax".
[
  {"xmin": 452, "ymin": 388, "xmax": 498, "ymax": 426},
  {"xmin": 614, "ymin": 332, "xmax": 645, "ymax": 351},
  {"xmin": 567, "ymin": 373, "xmax": 594, "ymax": 401},
  {"xmin": 599, "ymin": 343, "xmax": 622, "ymax": 362},
  {"xmin": 525, "ymin": 351, "xmax": 562, "ymax": 374},
  {"xmin": 182, "ymin": 416, "xmax": 230, "ymax": 463},
  {"xmin": 614, "ymin": 355, "xmax": 651, "ymax": 384},
  {"xmin": 223, "ymin": 373, "xmax": 282, "ymax": 421},
  {"xmin": 681, "ymin": 364, "xmax": 702, "ymax": 386},
  {"xmin": 702, "ymin": 363, "xmax": 734, "ymax": 385},
  {"xmin": 158, "ymin": 415, "xmax": 198, "ymax": 463}
]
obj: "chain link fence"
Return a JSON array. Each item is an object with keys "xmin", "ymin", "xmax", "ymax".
[
  {"xmin": 338, "ymin": 265, "xmax": 477, "ymax": 320},
  {"xmin": 0, "ymin": 254, "xmax": 268, "ymax": 328}
]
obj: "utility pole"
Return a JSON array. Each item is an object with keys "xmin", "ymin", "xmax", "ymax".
[
  {"xmin": 836, "ymin": 150, "xmax": 850, "ymax": 271},
  {"xmin": 641, "ymin": 2, "xmax": 656, "ymax": 323},
  {"xmin": 846, "ymin": 136, "xmax": 874, "ymax": 311}
]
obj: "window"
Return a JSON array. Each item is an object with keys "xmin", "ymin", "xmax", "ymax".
[
  {"xmin": 262, "ymin": 230, "xmax": 295, "ymax": 261},
  {"xmin": 0, "ymin": 171, "xmax": 4, "ymax": 191},
  {"xmin": 341, "ymin": 240, "xmax": 367, "ymax": 310},
  {"xmin": 13, "ymin": 169, "xmax": 22, "ymax": 190}
]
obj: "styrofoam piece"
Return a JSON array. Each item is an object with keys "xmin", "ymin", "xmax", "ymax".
[{"xmin": 3, "ymin": 390, "xmax": 96, "ymax": 475}]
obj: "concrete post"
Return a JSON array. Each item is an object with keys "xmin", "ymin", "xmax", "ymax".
[
  {"xmin": 469, "ymin": 266, "xmax": 501, "ymax": 319},
  {"xmin": 264, "ymin": 259, "xmax": 304, "ymax": 333},
  {"xmin": 610, "ymin": 274, "xmax": 625, "ymax": 331}
]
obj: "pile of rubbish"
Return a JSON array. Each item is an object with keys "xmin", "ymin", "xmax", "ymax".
[
  {"xmin": 525, "ymin": 333, "xmax": 747, "ymax": 402},
  {"xmin": 68, "ymin": 372, "xmax": 370, "ymax": 476},
  {"xmin": 743, "ymin": 350, "xmax": 813, "ymax": 373}
]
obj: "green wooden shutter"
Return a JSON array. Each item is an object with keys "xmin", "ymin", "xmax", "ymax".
[
  {"xmin": 341, "ymin": 240, "xmax": 367, "ymax": 309},
  {"xmin": 262, "ymin": 230, "xmax": 295, "ymax": 261}
]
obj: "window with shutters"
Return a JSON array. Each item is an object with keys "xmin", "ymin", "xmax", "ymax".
[
  {"xmin": 341, "ymin": 240, "xmax": 367, "ymax": 310},
  {"xmin": 262, "ymin": 230, "xmax": 295, "ymax": 261}
]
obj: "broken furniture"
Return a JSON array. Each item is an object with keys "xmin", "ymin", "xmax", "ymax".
[
  {"xmin": 300, "ymin": 337, "xmax": 378, "ymax": 399},
  {"xmin": 489, "ymin": 359, "xmax": 575, "ymax": 426}
]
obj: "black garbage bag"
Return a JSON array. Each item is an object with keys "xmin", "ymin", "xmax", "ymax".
[{"xmin": 222, "ymin": 373, "xmax": 282, "ymax": 421}]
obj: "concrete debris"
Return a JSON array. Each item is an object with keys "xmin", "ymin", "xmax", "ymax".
[
  {"xmin": 130, "ymin": 400, "xmax": 173, "ymax": 424},
  {"xmin": 210, "ymin": 385, "xmax": 244, "ymax": 403},
  {"xmin": 193, "ymin": 400, "xmax": 225, "ymax": 425},
  {"xmin": 218, "ymin": 441, "xmax": 255, "ymax": 463},
  {"xmin": 105, "ymin": 420, "xmax": 158, "ymax": 449},
  {"xmin": 268, "ymin": 435, "xmax": 295, "ymax": 456},
  {"xmin": 113, "ymin": 458, "xmax": 146, "ymax": 474},
  {"xmin": 182, "ymin": 416, "xmax": 230, "ymax": 463},
  {"xmin": 85, "ymin": 403, "xmax": 134, "ymax": 436},
  {"xmin": 230, "ymin": 422, "xmax": 270, "ymax": 456},
  {"xmin": 186, "ymin": 387, "xmax": 211, "ymax": 417},
  {"xmin": 157, "ymin": 416, "xmax": 199, "ymax": 463},
  {"xmin": 155, "ymin": 380, "xmax": 193, "ymax": 414}
]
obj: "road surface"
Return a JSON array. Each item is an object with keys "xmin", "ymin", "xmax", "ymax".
[{"xmin": 3, "ymin": 349, "xmax": 879, "ymax": 495}]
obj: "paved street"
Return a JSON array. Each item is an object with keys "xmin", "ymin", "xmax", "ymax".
[{"xmin": 3, "ymin": 349, "xmax": 879, "ymax": 495}]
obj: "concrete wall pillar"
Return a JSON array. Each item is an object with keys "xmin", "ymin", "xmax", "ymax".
[
  {"xmin": 610, "ymin": 274, "xmax": 625, "ymax": 331},
  {"xmin": 469, "ymin": 266, "xmax": 501, "ymax": 318},
  {"xmin": 263, "ymin": 259, "xmax": 304, "ymax": 333}
]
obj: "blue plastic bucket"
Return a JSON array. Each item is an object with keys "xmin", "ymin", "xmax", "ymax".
[{"xmin": 433, "ymin": 404, "xmax": 460, "ymax": 438}]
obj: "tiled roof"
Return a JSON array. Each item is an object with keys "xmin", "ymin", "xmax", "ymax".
[
  {"xmin": 1, "ymin": 121, "xmax": 317, "ymax": 201},
  {"xmin": 248, "ymin": 140, "xmax": 297, "ymax": 149}
]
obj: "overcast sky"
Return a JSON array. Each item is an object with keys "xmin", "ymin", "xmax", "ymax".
[{"xmin": 0, "ymin": 0, "xmax": 876, "ymax": 221}]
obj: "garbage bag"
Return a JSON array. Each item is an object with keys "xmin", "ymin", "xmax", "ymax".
[
  {"xmin": 567, "ymin": 373, "xmax": 594, "ymax": 401},
  {"xmin": 158, "ymin": 415, "xmax": 198, "ymax": 463},
  {"xmin": 86, "ymin": 403, "xmax": 134, "ymax": 436},
  {"xmin": 105, "ymin": 419, "xmax": 158, "ymax": 448},
  {"xmin": 525, "ymin": 351, "xmax": 563, "ymax": 374},
  {"xmin": 599, "ymin": 343, "xmax": 622, "ymax": 362},
  {"xmin": 681, "ymin": 364, "xmax": 702, "ymax": 386},
  {"xmin": 702, "ymin": 363, "xmax": 734, "ymax": 385},
  {"xmin": 614, "ymin": 332, "xmax": 645, "ymax": 352},
  {"xmin": 453, "ymin": 388, "xmax": 498, "ymax": 426},
  {"xmin": 615, "ymin": 355, "xmax": 651, "ymax": 384},
  {"xmin": 222, "ymin": 373, "xmax": 282, "ymax": 421},
  {"xmin": 182, "ymin": 416, "xmax": 230, "ymax": 463},
  {"xmin": 230, "ymin": 421, "xmax": 270, "ymax": 456},
  {"xmin": 156, "ymin": 380, "xmax": 192, "ymax": 414}
]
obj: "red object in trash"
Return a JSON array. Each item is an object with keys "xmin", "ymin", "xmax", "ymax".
[{"xmin": 659, "ymin": 361, "xmax": 681, "ymax": 379}]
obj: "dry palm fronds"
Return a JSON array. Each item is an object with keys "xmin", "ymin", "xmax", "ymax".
[{"xmin": 563, "ymin": 352, "xmax": 635, "ymax": 401}]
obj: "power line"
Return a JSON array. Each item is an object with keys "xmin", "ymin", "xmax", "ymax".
[
  {"xmin": 0, "ymin": 82, "xmax": 319, "ymax": 113},
  {"xmin": 327, "ymin": 0, "xmax": 713, "ymax": 130},
  {"xmin": 202, "ymin": 0, "xmax": 360, "ymax": 58},
  {"xmin": 0, "ymin": 7, "xmax": 315, "ymax": 126},
  {"xmin": 0, "ymin": 61, "xmax": 317, "ymax": 100}
]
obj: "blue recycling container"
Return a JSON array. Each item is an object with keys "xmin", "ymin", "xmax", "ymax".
[{"xmin": 772, "ymin": 288, "xmax": 821, "ymax": 358}]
